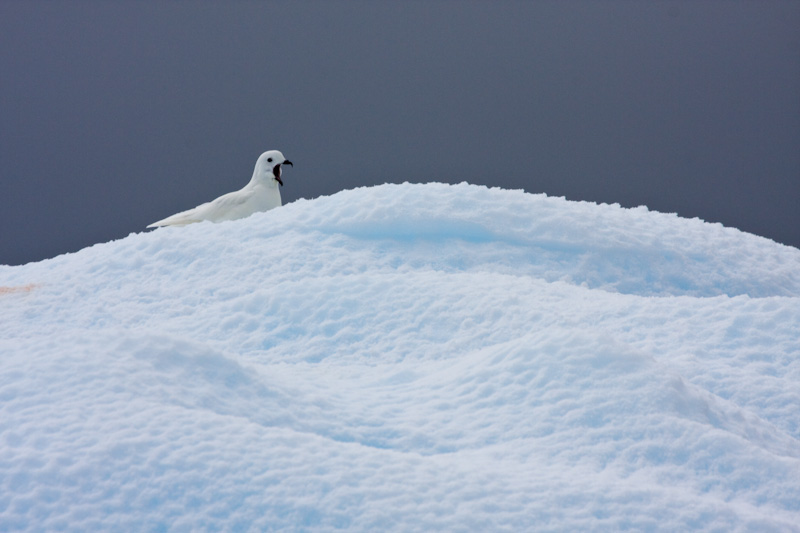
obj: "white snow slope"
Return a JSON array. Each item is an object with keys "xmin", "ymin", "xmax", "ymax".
[{"xmin": 2, "ymin": 182, "xmax": 800, "ymax": 531}]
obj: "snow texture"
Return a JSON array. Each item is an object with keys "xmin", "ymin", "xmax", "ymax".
[{"xmin": 2, "ymin": 182, "xmax": 799, "ymax": 531}]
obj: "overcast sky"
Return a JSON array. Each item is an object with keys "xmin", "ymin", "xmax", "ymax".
[{"xmin": 2, "ymin": 1, "xmax": 798, "ymax": 266}]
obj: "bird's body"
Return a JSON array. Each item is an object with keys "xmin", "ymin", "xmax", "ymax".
[{"xmin": 147, "ymin": 150, "xmax": 292, "ymax": 228}]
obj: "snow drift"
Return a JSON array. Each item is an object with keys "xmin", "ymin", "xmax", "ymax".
[{"xmin": 1, "ymin": 183, "xmax": 799, "ymax": 531}]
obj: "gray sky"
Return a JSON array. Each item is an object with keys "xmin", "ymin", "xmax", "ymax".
[{"xmin": 2, "ymin": 1, "xmax": 798, "ymax": 266}]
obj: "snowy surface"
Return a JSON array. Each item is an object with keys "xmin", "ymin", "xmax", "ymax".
[{"xmin": 2, "ymin": 182, "xmax": 799, "ymax": 531}]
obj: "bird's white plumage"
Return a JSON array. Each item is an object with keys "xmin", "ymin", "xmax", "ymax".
[{"xmin": 148, "ymin": 150, "xmax": 292, "ymax": 228}]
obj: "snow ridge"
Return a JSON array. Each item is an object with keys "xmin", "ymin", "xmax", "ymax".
[{"xmin": 1, "ymin": 183, "xmax": 799, "ymax": 531}]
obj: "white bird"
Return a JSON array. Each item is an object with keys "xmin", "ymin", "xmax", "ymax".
[{"xmin": 147, "ymin": 150, "xmax": 293, "ymax": 228}]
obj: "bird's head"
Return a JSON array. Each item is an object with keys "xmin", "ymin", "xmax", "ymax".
[{"xmin": 256, "ymin": 150, "xmax": 293, "ymax": 187}]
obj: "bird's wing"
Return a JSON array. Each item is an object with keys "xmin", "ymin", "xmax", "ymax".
[
  {"xmin": 147, "ymin": 187, "xmax": 257, "ymax": 228},
  {"xmin": 192, "ymin": 188, "xmax": 256, "ymax": 221},
  {"xmin": 146, "ymin": 205, "xmax": 205, "ymax": 228}
]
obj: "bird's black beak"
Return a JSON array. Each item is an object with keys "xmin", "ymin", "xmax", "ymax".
[{"xmin": 274, "ymin": 160, "xmax": 291, "ymax": 187}]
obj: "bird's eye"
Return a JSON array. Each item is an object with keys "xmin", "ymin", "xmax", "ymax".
[{"xmin": 267, "ymin": 158, "xmax": 273, "ymax": 163}]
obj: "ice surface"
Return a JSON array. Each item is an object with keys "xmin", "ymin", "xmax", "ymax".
[{"xmin": 1, "ymin": 182, "xmax": 799, "ymax": 531}]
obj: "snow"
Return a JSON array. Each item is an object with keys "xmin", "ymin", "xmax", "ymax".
[{"xmin": 1, "ymin": 182, "xmax": 799, "ymax": 531}]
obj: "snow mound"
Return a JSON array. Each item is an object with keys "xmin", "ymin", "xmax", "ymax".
[
  {"xmin": 281, "ymin": 183, "xmax": 800, "ymax": 298},
  {"xmin": 2, "ymin": 183, "xmax": 799, "ymax": 531}
]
